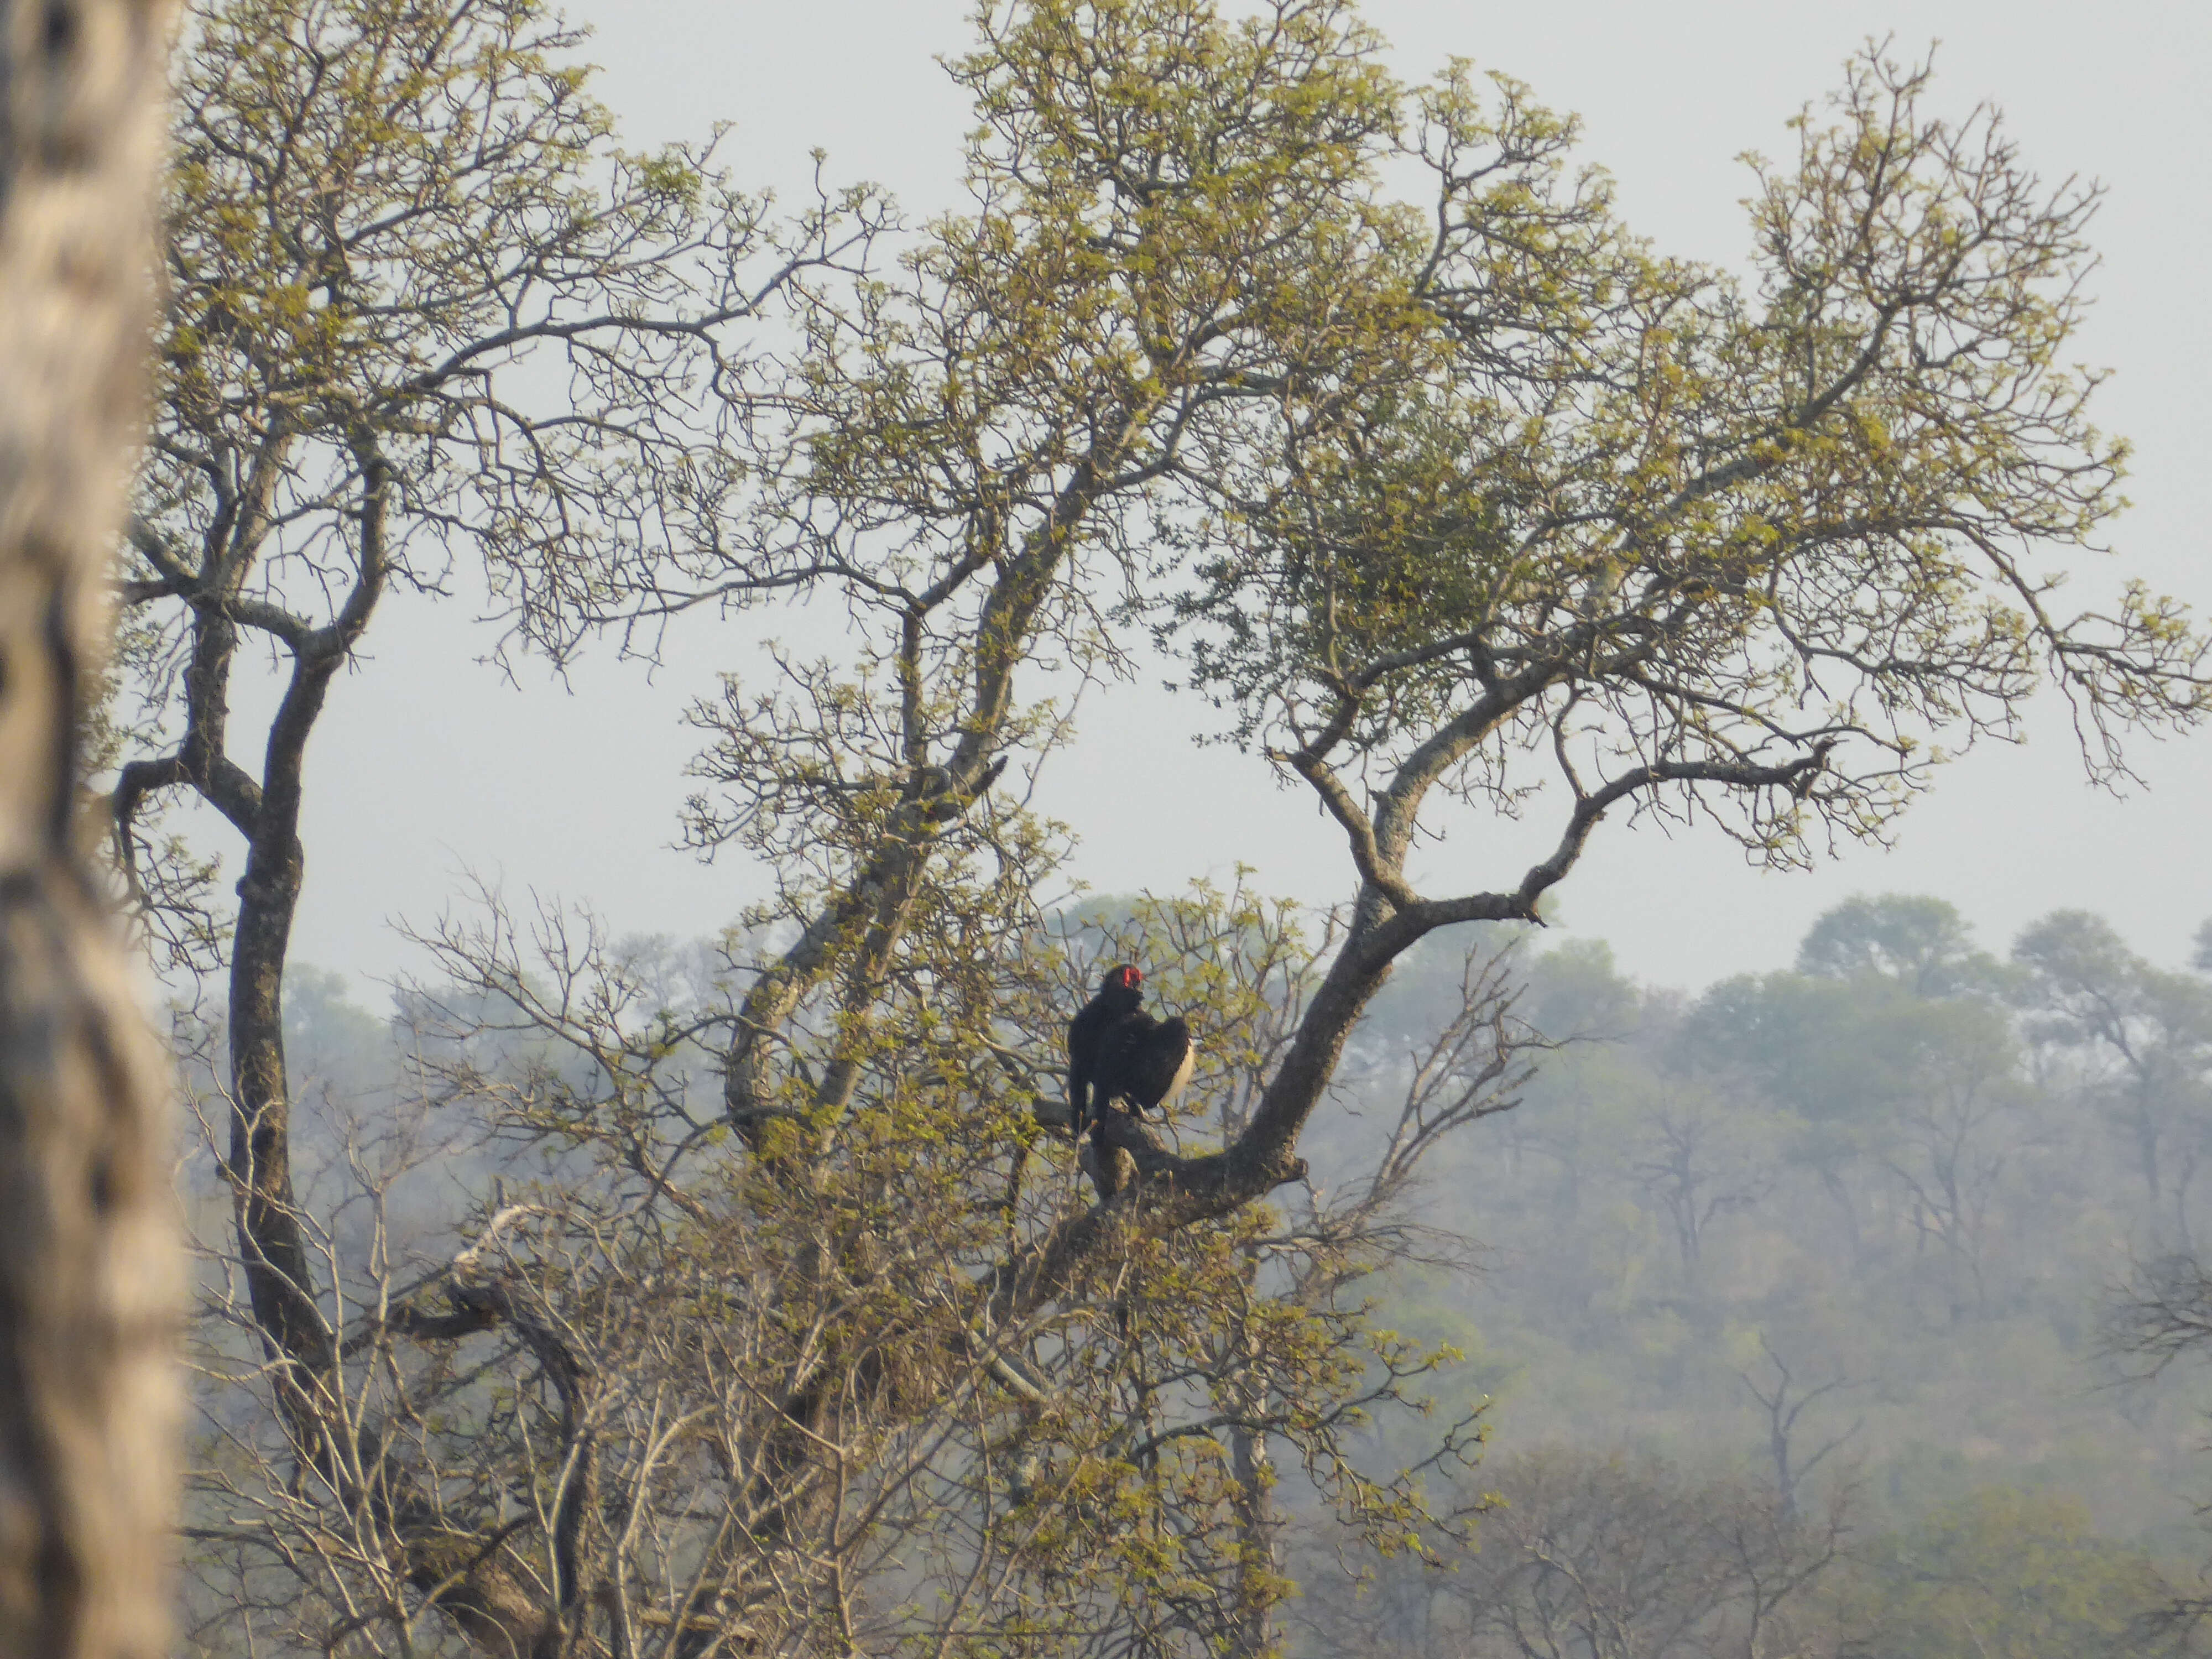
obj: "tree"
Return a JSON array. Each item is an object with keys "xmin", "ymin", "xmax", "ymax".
[
  {"xmin": 1838, "ymin": 1487, "xmax": 2182, "ymax": 1659},
  {"xmin": 1151, "ymin": 34, "xmax": 2200, "ymax": 1190},
  {"xmin": 2105, "ymin": 1257, "xmax": 2212, "ymax": 1655},
  {"xmin": 1332, "ymin": 1448, "xmax": 1850, "ymax": 1659},
  {"xmin": 0, "ymin": 1, "xmax": 184, "ymax": 1656},
  {"xmin": 2014, "ymin": 909, "xmax": 2212, "ymax": 1239},
  {"xmin": 1798, "ymin": 894, "xmax": 2001, "ymax": 998},
  {"xmin": 181, "ymin": 878, "xmax": 1511, "ymax": 1656},
  {"xmin": 119, "ymin": 0, "xmax": 865, "ymax": 1644},
  {"xmin": 1872, "ymin": 992, "xmax": 2027, "ymax": 1324},
  {"xmin": 1629, "ymin": 1083, "xmax": 1776, "ymax": 1285},
  {"xmin": 609, "ymin": 0, "xmax": 2209, "ymax": 1302},
  {"xmin": 1679, "ymin": 900, "xmax": 2034, "ymax": 1319},
  {"xmin": 1739, "ymin": 1335, "xmax": 1859, "ymax": 1521}
]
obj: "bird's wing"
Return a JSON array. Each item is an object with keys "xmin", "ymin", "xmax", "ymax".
[{"xmin": 1127, "ymin": 1016, "xmax": 1194, "ymax": 1109}]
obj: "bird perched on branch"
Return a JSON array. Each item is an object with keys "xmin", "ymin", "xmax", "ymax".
[{"xmin": 1066, "ymin": 964, "xmax": 1194, "ymax": 1138}]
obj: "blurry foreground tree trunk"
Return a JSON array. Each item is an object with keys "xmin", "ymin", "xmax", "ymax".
[{"xmin": 0, "ymin": 2, "xmax": 180, "ymax": 1656}]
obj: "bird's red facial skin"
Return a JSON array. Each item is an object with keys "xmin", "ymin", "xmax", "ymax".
[{"xmin": 1109, "ymin": 966, "xmax": 1142, "ymax": 992}]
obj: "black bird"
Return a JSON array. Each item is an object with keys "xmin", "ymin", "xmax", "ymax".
[{"xmin": 1066, "ymin": 964, "xmax": 1195, "ymax": 1136}]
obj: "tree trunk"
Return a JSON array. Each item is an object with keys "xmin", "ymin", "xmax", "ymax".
[
  {"xmin": 1228, "ymin": 1418, "xmax": 1280, "ymax": 1659},
  {"xmin": 0, "ymin": 3, "xmax": 181, "ymax": 1657}
]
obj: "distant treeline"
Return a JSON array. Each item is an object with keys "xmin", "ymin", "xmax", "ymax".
[{"xmin": 1287, "ymin": 891, "xmax": 2212, "ymax": 1655}]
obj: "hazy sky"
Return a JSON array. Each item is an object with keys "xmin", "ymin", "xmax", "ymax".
[{"xmin": 268, "ymin": 0, "xmax": 2212, "ymax": 1000}]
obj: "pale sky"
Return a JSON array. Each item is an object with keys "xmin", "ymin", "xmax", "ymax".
[{"xmin": 267, "ymin": 1, "xmax": 2212, "ymax": 1000}]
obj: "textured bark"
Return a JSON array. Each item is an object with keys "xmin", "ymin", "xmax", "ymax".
[{"xmin": 0, "ymin": 3, "xmax": 181, "ymax": 1658}]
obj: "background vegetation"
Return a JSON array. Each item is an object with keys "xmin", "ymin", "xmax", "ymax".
[{"xmin": 241, "ymin": 890, "xmax": 2212, "ymax": 1657}]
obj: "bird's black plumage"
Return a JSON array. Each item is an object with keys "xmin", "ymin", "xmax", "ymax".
[
  {"xmin": 1066, "ymin": 965, "xmax": 1140, "ymax": 1134},
  {"xmin": 1067, "ymin": 964, "xmax": 1195, "ymax": 1136}
]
